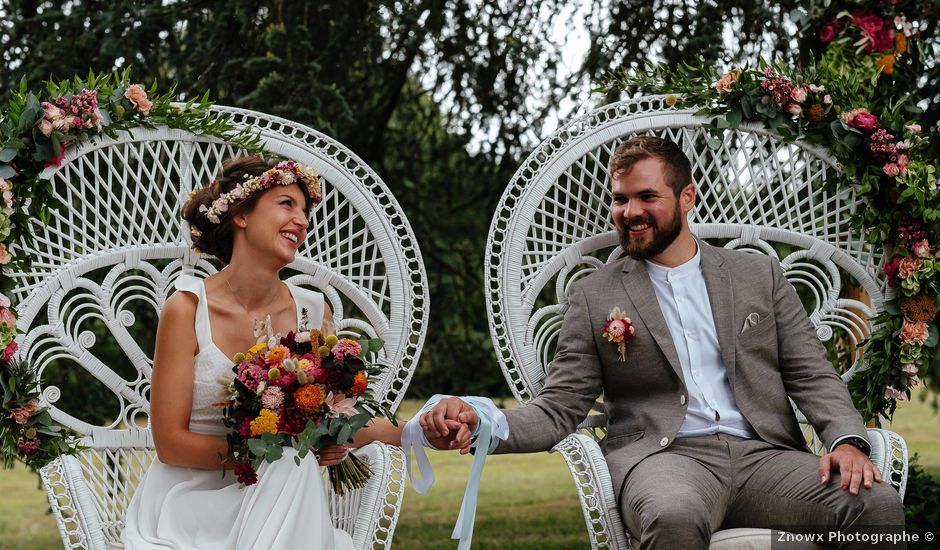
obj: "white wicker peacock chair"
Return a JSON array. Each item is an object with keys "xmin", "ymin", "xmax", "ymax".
[
  {"xmin": 485, "ymin": 96, "xmax": 909, "ymax": 549},
  {"xmin": 11, "ymin": 106, "xmax": 428, "ymax": 550}
]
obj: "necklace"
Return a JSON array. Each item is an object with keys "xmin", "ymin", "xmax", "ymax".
[{"xmin": 224, "ymin": 277, "xmax": 282, "ymax": 322}]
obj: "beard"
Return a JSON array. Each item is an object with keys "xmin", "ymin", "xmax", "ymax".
[{"xmin": 617, "ymin": 202, "xmax": 683, "ymax": 261}]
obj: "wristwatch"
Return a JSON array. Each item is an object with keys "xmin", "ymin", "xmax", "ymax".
[{"xmin": 836, "ymin": 436, "xmax": 871, "ymax": 456}]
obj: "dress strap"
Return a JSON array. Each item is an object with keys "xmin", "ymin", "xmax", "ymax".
[
  {"xmin": 286, "ymin": 283, "xmax": 325, "ymax": 331},
  {"xmin": 174, "ymin": 274, "xmax": 214, "ymax": 353}
]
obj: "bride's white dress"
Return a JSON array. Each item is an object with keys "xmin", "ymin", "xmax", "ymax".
[{"xmin": 123, "ymin": 274, "xmax": 354, "ymax": 550}]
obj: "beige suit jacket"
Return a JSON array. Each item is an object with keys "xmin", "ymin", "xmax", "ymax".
[{"xmin": 495, "ymin": 241, "xmax": 868, "ymax": 498}]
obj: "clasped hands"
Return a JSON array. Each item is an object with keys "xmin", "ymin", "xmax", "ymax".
[{"xmin": 418, "ymin": 397, "xmax": 479, "ymax": 454}]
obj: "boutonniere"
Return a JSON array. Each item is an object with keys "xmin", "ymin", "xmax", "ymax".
[{"xmin": 602, "ymin": 307, "xmax": 635, "ymax": 362}]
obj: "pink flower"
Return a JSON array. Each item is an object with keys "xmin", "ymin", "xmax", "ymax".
[
  {"xmin": 823, "ymin": 94, "xmax": 832, "ymax": 105},
  {"xmin": 899, "ymin": 320, "xmax": 929, "ymax": 345},
  {"xmin": 17, "ymin": 437, "xmax": 41, "ymax": 456},
  {"xmin": 260, "ymin": 386, "xmax": 284, "ymax": 410},
  {"xmin": 605, "ymin": 319, "xmax": 626, "ymax": 339},
  {"xmin": 884, "ymin": 387, "xmax": 906, "ymax": 401},
  {"xmin": 234, "ymin": 461, "xmax": 257, "ymax": 485},
  {"xmin": 897, "ymin": 154, "xmax": 909, "ymax": 175},
  {"xmin": 0, "ymin": 308, "xmax": 15, "ymax": 328},
  {"xmin": 124, "ymin": 84, "xmax": 152, "ymax": 115},
  {"xmin": 883, "ymin": 163, "xmax": 900, "ymax": 177},
  {"xmin": 912, "ymin": 239, "xmax": 931, "ymax": 258},
  {"xmin": 9, "ymin": 399, "xmax": 39, "ymax": 425},
  {"xmin": 325, "ymin": 391, "xmax": 358, "ymax": 418},
  {"xmin": 905, "ymin": 124, "xmax": 921, "ymax": 134},
  {"xmin": 0, "ymin": 294, "xmax": 9, "ymax": 308},
  {"xmin": 0, "ymin": 244, "xmax": 11, "ymax": 265},
  {"xmin": 909, "ymin": 375, "xmax": 921, "ymax": 387},
  {"xmin": 269, "ymin": 370, "xmax": 296, "ymax": 388},
  {"xmin": 311, "ymin": 367, "xmax": 327, "ymax": 383},
  {"xmin": 38, "ymin": 119, "xmax": 54, "ymax": 137},
  {"xmin": 820, "ymin": 21, "xmax": 840, "ymax": 43},
  {"xmin": 332, "ymin": 339, "xmax": 362, "ymax": 361},
  {"xmin": 883, "ymin": 255, "xmax": 902, "ymax": 287},
  {"xmin": 789, "ymin": 86, "xmax": 807, "ymax": 104},
  {"xmin": 901, "ymin": 364, "xmax": 919, "ymax": 377},
  {"xmin": 3, "ymin": 342, "xmax": 18, "ymax": 362},
  {"xmin": 236, "ymin": 363, "xmax": 266, "ymax": 392},
  {"xmin": 842, "ymin": 108, "xmax": 879, "ymax": 131},
  {"xmin": 898, "ymin": 257, "xmax": 924, "ymax": 279},
  {"xmin": 713, "ymin": 70, "xmax": 741, "ymax": 95},
  {"xmin": 853, "ymin": 13, "xmax": 895, "ymax": 52},
  {"xmin": 786, "ymin": 103, "xmax": 802, "ymax": 116}
]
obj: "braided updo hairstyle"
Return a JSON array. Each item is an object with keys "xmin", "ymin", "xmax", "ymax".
[{"xmin": 181, "ymin": 156, "xmax": 314, "ymax": 263}]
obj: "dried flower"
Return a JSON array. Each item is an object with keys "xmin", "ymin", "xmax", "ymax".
[{"xmin": 901, "ymin": 294, "xmax": 937, "ymax": 322}]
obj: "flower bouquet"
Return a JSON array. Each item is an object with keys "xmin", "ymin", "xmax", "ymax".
[{"xmin": 220, "ymin": 328, "xmax": 393, "ymax": 495}]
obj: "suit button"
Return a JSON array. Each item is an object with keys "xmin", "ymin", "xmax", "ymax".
[
  {"xmin": 660, "ymin": 437, "xmax": 668, "ymax": 447},
  {"xmin": 680, "ymin": 395, "xmax": 686, "ymax": 405}
]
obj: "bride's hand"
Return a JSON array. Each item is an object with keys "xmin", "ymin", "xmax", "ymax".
[{"xmin": 314, "ymin": 444, "xmax": 349, "ymax": 466}]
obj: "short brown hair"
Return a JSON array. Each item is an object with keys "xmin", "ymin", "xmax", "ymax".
[
  {"xmin": 608, "ymin": 136, "xmax": 692, "ymax": 196},
  {"xmin": 181, "ymin": 156, "xmax": 313, "ymax": 263}
]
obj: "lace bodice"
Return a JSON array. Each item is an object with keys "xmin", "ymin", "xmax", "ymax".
[{"xmin": 173, "ymin": 274, "xmax": 324, "ymax": 436}]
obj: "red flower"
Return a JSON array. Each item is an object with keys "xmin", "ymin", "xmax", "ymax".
[
  {"xmin": 852, "ymin": 12, "xmax": 895, "ymax": 53},
  {"xmin": 2, "ymin": 342, "xmax": 17, "ymax": 362},
  {"xmin": 350, "ymin": 372, "xmax": 368, "ymax": 396},
  {"xmin": 883, "ymin": 255, "xmax": 902, "ymax": 287},
  {"xmin": 17, "ymin": 437, "xmax": 41, "ymax": 456},
  {"xmin": 238, "ymin": 417, "xmax": 252, "ymax": 437},
  {"xmin": 234, "ymin": 461, "xmax": 257, "ymax": 485},
  {"xmin": 278, "ymin": 407, "xmax": 310, "ymax": 436},
  {"xmin": 820, "ymin": 20, "xmax": 840, "ymax": 43}
]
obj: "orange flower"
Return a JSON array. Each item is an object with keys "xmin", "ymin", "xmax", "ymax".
[
  {"xmin": 8, "ymin": 399, "xmax": 39, "ymax": 425},
  {"xmin": 901, "ymin": 294, "xmax": 937, "ymax": 323},
  {"xmin": 265, "ymin": 345, "xmax": 289, "ymax": 363},
  {"xmin": 876, "ymin": 54, "xmax": 896, "ymax": 75},
  {"xmin": 807, "ymin": 104, "xmax": 825, "ymax": 124},
  {"xmin": 294, "ymin": 384, "xmax": 326, "ymax": 413},
  {"xmin": 350, "ymin": 372, "xmax": 368, "ymax": 396},
  {"xmin": 895, "ymin": 32, "xmax": 907, "ymax": 55}
]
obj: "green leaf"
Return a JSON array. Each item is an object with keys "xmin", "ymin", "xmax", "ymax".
[
  {"xmin": 0, "ymin": 149, "xmax": 16, "ymax": 163},
  {"xmin": 0, "ymin": 165, "xmax": 14, "ymax": 179},
  {"xmin": 337, "ymin": 423, "xmax": 352, "ymax": 445},
  {"xmin": 884, "ymin": 300, "xmax": 901, "ymax": 315},
  {"xmin": 926, "ymin": 324, "xmax": 939, "ymax": 348}
]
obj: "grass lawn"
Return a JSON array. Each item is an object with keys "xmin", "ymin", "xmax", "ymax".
[{"xmin": 1, "ymin": 394, "xmax": 937, "ymax": 549}]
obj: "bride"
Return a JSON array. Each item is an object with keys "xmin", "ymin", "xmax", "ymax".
[{"xmin": 123, "ymin": 156, "xmax": 468, "ymax": 549}]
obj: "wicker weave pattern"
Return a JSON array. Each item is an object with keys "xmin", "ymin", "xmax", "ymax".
[
  {"xmin": 486, "ymin": 96, "xmax": 908, "ymax": 549},
  {"xmin": 16, "ymin": 108, "xmax": 425, "ymax": 550}
]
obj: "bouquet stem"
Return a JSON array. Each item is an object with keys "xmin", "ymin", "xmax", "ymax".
[{"xmin": 327, "ymin": 452, "xmax": 372, "ymax": 495}]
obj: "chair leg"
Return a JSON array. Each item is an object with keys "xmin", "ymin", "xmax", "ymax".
[{"xmin": 553, "ymin": 433, "xmax": 633, "ymax": 550}]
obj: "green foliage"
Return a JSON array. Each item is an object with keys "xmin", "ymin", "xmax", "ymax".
[{"xmin": 904, "ymin": 454, "xmax": 940, "ymax": 549}]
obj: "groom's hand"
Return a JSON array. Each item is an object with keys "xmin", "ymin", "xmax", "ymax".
[
  {"xmin": 819, "ymin": 443, "xmax": 882, "ymax": 496},
  {"xmin": 420, "ymin": 397, "xmax": 478, "ymax": 454},
  {"xmin": 422, "ymin": 418, "xmax": 472, "ymax": 451}
]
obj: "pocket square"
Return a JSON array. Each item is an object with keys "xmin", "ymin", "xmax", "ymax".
[{"xmin": 741, "ymin": 312, "xmax": 760, "ymax": 334}]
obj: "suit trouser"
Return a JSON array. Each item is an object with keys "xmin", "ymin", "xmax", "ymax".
[{"xmin": 618, "ymin": 433, "xmax": 906, "ymax": 550}]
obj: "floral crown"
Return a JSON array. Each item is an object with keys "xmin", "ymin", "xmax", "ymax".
[{"xmin": 198, "ymin": 160, "xmax": 322, "ymax": 224}]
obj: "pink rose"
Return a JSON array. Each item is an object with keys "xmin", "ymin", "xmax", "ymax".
[
  {"xmin": 905, "ymin": 124, "xmax": 921, "ymax": 134},
  {"xmin": 848, "ymin": 112, "xmax": 879, "ymax": 131},
  {"xmin": 901, "ymin": 364, "xmax": 918, "ymax": 377},
  {"xmin": 909, "ymin": 375, "xmax": 921, "ymax": 387},
  {"xmin": 899, "ymin": 320, "xmax": 929, "ymax": 345},
  {"xmin": 0, "ymin": 244, "xmax": 11, "ymax": 265},
  {"xmin": 789, "ymin": 86, "xmax": 807, "ymax": 104},
  {"xmin": 0, "ymin": 308, "xmax": 15, "ymax": 328},
  {"xmin": 713, "ymin": 70, "xmax": 741, "ymax": 95},
  {"xmin": 0, "ymin": 294, "xmax": 9, "ymax": 308},
  {"xmin": 898, "ymin": 257, "xmax": 924, "ymax": 279},
  {"xmin": 823, "ymin": 94, "xmax": 832, "ymax": 105},
  {"xmin": 912, "ymin": 239, "xmax": 931, "ymax": 258},
  {"xmin": 897, "ymin": 154, "xmax": 909, "ymax": 175},
  {"xmin": 2, "ymin": 341, "xmax": 17, "ymax": 362},
  {"xmin": 786, "ymin": 103, "xmax": 802, "ymax": 116},
  {"xmin": 124, "ymin": 84, "xmax": 152, "ymax": 115},
  {"xmin": 883, "ymin": 163, "xmax": 900, "ymax": 177},
  {"xmin": 9, "ymin": 399, "xmax": 39, "ymax": 425},
  {"xmin": 820, "ymin": 21, "xmax": 839, "ymax": 44}
]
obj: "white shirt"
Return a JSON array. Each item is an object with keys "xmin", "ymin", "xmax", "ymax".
[{"xmin": 645, "ymin": 247, "xmax": 757, "ymax": 439}]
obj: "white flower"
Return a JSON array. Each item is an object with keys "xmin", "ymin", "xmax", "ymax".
[{"xmin": 326, "ymin": 391, "xmax": 358, "ymax": 418}]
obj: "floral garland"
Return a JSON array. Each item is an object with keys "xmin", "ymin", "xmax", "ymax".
[
  {"xmin": 0, "ymin": 70, "xmax": 265, "ymax": 472},
  {"xmin": 599, "ymin": 1, "xmax": 938, "ymax": 421}
]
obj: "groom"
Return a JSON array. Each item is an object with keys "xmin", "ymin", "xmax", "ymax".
[{"xmin": 423, "ymin": 136, "xmax": 905, "ymax": 548}]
